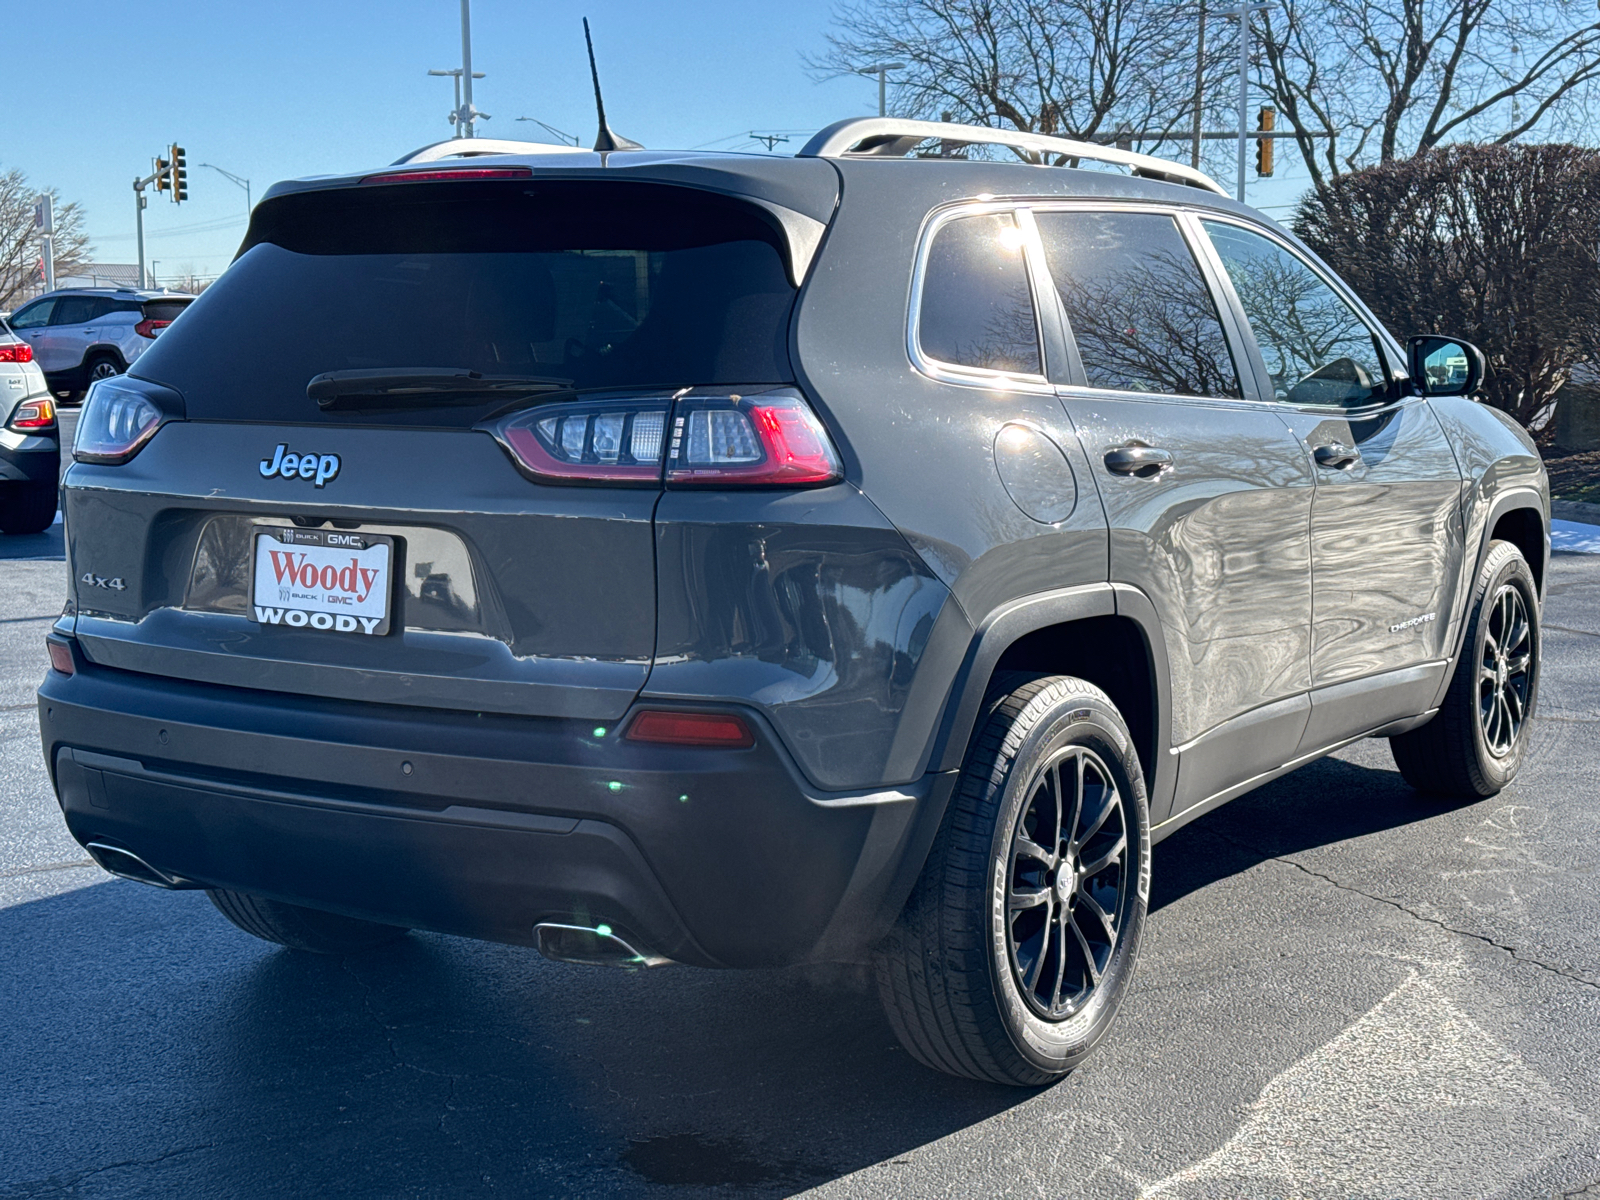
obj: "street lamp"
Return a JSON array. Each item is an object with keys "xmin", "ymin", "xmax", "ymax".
[
  {"xmin": 198, "ymin": 163, "xmax": 251, "ymax": 212},
  {"xmin": 148, "ymin": 261, "xmax": 159, "ymax": 288},
  {"xmin": 858, "ymin": 62, "xmax": 905, "ymax": 118}
]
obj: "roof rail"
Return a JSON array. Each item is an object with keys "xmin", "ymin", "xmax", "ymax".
[
  {"xmin": 797, "ymin": 118, "xmax": 1228, "ymax": 197},
  {"xmin": 392, "ymin": 138, "xmax": 590, "ymax": 166}
]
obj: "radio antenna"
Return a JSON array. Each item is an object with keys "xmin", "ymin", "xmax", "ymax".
[{"xmin": 584, "ymin": 18, "xmax": 642, "ymax": 152}]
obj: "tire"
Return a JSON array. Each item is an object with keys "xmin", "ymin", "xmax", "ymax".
[
  {"xmin": 0, "ymin": 480, "xmax": 58, "ymax": 535},
  {"xmin": 874, "ymin": 674, "xmax": 1150, "ymax": 1086},
  {"xmin": 1390, "ymin": 539, "xmax": 1540, "ymax": 797},
  {"xmin": 85, "ymin": 354, "xmax": 122, "ymax": 386},
  {"xmin": 208, "ymin": 889, "xmax": 410, "ymax": 954}
]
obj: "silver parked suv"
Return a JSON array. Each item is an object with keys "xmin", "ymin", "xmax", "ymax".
[
  {"xmin": 5, "ymin": 288, "xmax": 194, "ymax": 401},
  {"xmin": 40, "ymin": 120, "xmax": 1548, "ymax": 1086}
]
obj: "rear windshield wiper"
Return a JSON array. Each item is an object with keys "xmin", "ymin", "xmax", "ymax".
[{"xmin": 308, "ymin": 368, "xmax": 574, "ymax": 410}]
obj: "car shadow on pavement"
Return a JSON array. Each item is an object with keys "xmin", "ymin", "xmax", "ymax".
[
  {"xmin": 1149, "ymin": 749, "xmax": 1469, "ymax": 914},
  {"xmin": 0, "ymin": 880, "xmax": 1028, "ymax": 1198},
  {"xmin": 0, "ymin": 751, "xmax": 1456, "ymax": 1198},
  {"xmin": 0, "ymin": 519, "xmax": 62, "ymax": 561}
]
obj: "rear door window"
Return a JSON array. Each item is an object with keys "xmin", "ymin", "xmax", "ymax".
[
  {"xmin": 1202, "ymin": 220, "xmax": 1391, "ymax": 408},
  {"xmin": 51, "ymin": 297, "xmax": 115, "ymax": 325},
  {"xmin": 916, "ymin": 212, "xmax": 1043, "ymax": 377},
  {"xmin": 1035, "ymin": 210, "xmax": 1242, "ymax": 399},
  {"xmin": 133, "ymin": 181, "xmax": 800, "ymax": 427}
]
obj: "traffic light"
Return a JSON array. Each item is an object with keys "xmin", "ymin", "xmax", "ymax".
[
  {"xmin": 1255, "ymin": 107, "xmax": 1275, "ymax": 177},
  {"xmin": 154, "ymin": 155, "xmax": 170, "ymax": 193},
  {"xmin": 169, "ymin": 145, "xmax": 188, "ymax": 202}
]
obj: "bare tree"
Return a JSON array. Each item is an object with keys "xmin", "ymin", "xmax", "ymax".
[
  {"xmin": 0, "ymin": 167, "xmax": 92, "ymax": 308},
  {"xmin": 1258, "ymin": 0, "xmax": 1600, "ymax": 195},
  {"xmin": 1295, "ymin": 142, "xmax": 1600, "ymax": 429},
  {"xmin": 808, "ymin": 0, "xmax": 1234, "ymax": 153}
]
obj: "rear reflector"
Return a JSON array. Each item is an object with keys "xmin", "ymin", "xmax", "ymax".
[
  {"xmin": 0, "ymin": 342, "xmax": 32, "ymax": 363},
  {"xmin": 8, "ymin": 398, "xmax": 55, "ymax": 432},
  {"xmin": 359, "ymin": 167, "xmax": 534, "ymax": 185},
  {"xmin": 625, "ymin": 710, "xmax": 755, "ymax": 748},
  {"xmin": 47, "ymin": 639, "xmax": 74, "ymax": 675}
]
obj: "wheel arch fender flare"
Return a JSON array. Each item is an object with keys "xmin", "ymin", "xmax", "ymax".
[
  {"xmin": 1435, "ymin": 488, "xmax": 1547, "ymax": 710},
  {"xmin": 875, "ymin": 583, "xmax": 1175, "ymax": 934}
]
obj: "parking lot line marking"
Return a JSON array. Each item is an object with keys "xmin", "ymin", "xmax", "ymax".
[{"xmin": 1139, "ymin": 972, "xmax": 1590, "ymax": 1198}]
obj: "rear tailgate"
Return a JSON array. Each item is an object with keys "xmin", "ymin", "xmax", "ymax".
[{"xmin": 63, "ymin": 175, "xmax": 812, "ymax": 720}]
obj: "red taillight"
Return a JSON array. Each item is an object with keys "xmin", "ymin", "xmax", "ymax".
[
  {"xmin": 359, "ymin": 167, "xmax": 534, "ymax": 185},
  {"xmin": 487, "ymin": 390, "xmax": 842, "ymax": 488},
  {"xmin": 8, "ymin": 398, "xmax": 54, "ymax": 431},
  {"xmin": 625, "ymin": 710, "xmax": 755, "ymax": 748},
  {"xmin": 134, "ymin": 318, "xmax": 171, "ymax": 339},
  {"xmin": 47, "ymin": 639, "xmax": 74, "ymax": 675},
  {"xmin": 0, "ymin": 341, "xmax": 33, "ymax": 363},
  {"xmin": 666, "ymin": 395, "xmax": 842, "ymax": 487}
]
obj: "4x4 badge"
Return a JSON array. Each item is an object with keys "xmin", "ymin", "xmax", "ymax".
[
  {"xmin": 260, "ymin": 443, "xmax": 341, "ymax": 488},
  {"xmin": 81, "ymin": 573, "xmax": 126, "ymax": 591}
]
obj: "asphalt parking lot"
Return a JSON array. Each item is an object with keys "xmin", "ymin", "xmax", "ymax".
[{"xmin": 2, "ymin": 507, "xmax": 1598, "ymax": 1198}]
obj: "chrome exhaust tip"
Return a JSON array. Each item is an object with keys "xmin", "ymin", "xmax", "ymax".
[
  {"xmin": 84, "ymin": 842, "xmax": 197, "ymax": 890},
  {"xmin": 534, "ymin": 922, "xmax": 673, "ymax": 968}
]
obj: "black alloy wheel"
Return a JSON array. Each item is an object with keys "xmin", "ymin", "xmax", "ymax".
[
  {"xmin": 1478, "ymin": 582, "xmax": 1532, "ymax": 758},
  {"xmin": 874, "ymin": 674, "xmax": 1149, "ymax": 1086},
  {"xmin": 1006, "ymin": 745, "xmax": 1130, "ymax": 1020},
  {"xmin": 1390, "ymin": 539, "xmax": 1540, "ymax": 797}
]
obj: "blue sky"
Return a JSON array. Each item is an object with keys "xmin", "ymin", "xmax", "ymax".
[{"xmin": 3, "ymin": 0, "xmax": 1312, "ymax": 282}]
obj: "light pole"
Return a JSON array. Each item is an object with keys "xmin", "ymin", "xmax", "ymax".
[
  {"xmin": 198, "ymin": 163, "xmax": 251, "ymax": 212},
  {"xmin": 515, "ymin": 116, "xmax": 579, "ymax": 145},
  {"xmin": 429, "ymin": 68, "xmax": 487, "ymax": 137},
  {"xmin": 149, "ymin": 261, "xmax": 160, "ymax": 288},
  {"xmin": 858, "ymin": 62, "xmax": 905, "ymax": 118},
  {"xmin": 1220, "ymin": 3, "xmax": 1272, "ymax": 202}
]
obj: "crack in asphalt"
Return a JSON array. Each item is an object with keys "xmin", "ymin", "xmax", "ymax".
[
  {"xmin": 1561, "ymin": 1180, "xmax": 1600, "ymax": 1198},
  {"xmin": 1210, "ymin": 829, "xmax": 1600, "ymax": 994},
  {"xmin": 0, "ymin": 859, "xmax": 96, "ymax": 881},
  {"xmin": 2, "ymin": 1141, "xmax": 215, "ymax": 1198}
]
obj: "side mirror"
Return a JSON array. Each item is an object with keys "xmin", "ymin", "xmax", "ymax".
[{"xmin": 1407, "ymin": 335, "xmax": 1485, "ymax": 398}]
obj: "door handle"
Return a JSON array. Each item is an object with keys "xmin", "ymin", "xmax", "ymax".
[
  {"xmin": 1312, "ymin": 442, "xmax": 1361, "ymax": 470},
  {"xmin": 1104, "ymin": 444, "xmax": 1173, "ymax": 478}
]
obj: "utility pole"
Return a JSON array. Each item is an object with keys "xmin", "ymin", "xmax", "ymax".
[
  {"xmin": 1220, "ymin": 3, "xmax": 1272, "ymax": 202},
  {"xmin": 460, "ymin": 0, "xmax": 476, "ymax": 137},
  {"xmin": 1191, "ymin": 4, "xmax": 1207, "ymax": 169},
  {"xmin": 33, "ymin": 195, "xmax": 54, "ymax": 293},
  {"xmin": 859, "ymin": 62, "xmax": 905, "ymax": 117}
]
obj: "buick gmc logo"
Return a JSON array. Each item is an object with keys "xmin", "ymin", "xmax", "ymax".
[{"xmin": 260, "ymin": 443, "xmax": 341, "ymax": 488}]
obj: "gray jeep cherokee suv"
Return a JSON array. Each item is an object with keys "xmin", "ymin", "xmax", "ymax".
[{"xmin": 38, "ymin": 119, "xmax": 1548, "ymax": 1086}]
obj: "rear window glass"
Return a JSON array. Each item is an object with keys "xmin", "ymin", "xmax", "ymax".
[
  {"xmin": 141, "ymin": 299, "xmax": 190, "ymax": 322},
  {"xmin": 1036, "ymin": 210, "xmax": 1241, "ymax": 399},
  {"xmin": 917, "ymin": 212, "xmax": 1042, "ymax": 377},
  {"xmin": 133, "ymin": 181, "xmax": 798, "ymax": 426}
]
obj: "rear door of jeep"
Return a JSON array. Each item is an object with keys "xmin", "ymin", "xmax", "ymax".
[{"xmin": 62, "ymin": 172, "xmax": 814, "ymax": 723}]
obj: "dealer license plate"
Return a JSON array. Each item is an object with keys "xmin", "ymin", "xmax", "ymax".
[{"xmin": 250, "ymin": 527, "xmax": 394, "ymax": 636}]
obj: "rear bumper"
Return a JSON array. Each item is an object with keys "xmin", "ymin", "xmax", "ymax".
[
  {"xmin": 39, "ymin": 651, "xmax": 955, "ymax": 968},
  {"xmin": 0, "ymin": 436, "xmax": 59, "ymax": 485}
]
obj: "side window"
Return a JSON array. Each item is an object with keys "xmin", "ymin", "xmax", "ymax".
[
  {"xmin": 917, "ymin": 211, "xmax": 1042, "ymax": 377},
  {"xmin": 51, "ymin": 297, "xmax": 102, "ymax": 326},
  {"xmin": 7, "ymin": 299, "xmax": 53, "ymax": 330},
  {"xmin": 1202, "ymin": 221, "xmax": 1390, "ymax": 408},
  {"xmin": 1034, "ymin": 210, "xmax": 1242, "ymax": 399}
]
